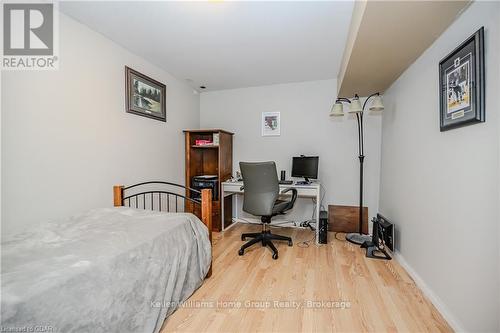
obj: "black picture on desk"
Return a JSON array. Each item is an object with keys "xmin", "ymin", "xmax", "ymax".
[{"xmin": 439, "ymin": 27, "xmax": 484, "ymax": 131}]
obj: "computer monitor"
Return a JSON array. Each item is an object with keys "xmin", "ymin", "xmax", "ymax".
[{"xmin": 291, "ymin": 156, "xmax": 319, "ymax": 183}]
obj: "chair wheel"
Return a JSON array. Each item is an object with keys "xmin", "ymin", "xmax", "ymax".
[
  {"xmin": 241, "ymin": 235, "xmax": 246, "ymax": 241},
  {"xmin": 272, "ymin": 253, "xmax": 278, "ymax": 260},
  {"xmin": 238, "ymin": 249, "xmax": 244, "ymax": 256},
  {"xmin": 288, "ymin": 241, "xmax": 293, "ymax": 247}
]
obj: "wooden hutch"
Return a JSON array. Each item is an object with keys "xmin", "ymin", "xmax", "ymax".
[{"xmin": 183, "ymin": 129, "xmax": 233, "ymax": 231}]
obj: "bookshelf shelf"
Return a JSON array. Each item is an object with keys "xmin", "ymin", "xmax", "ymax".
[{"xmin": 191, "ymin": 145, "xmax": 219, "ymax": 149}]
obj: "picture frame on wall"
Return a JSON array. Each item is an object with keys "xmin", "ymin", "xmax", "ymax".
[
  {"xmin": 125, "ymin": 66, "xmax": 166, "ymax": 122},
  {"xmin": 439, "ymin": 27, "xmax": 485, "ymax": 132},
  {"xmin": 262, "ymin": 112, "xmax": 281, "ymax": 136}
]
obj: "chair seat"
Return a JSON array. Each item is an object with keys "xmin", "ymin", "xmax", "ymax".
[{"xmin": 272, "ymin": 199, "xmax": 292, "ymax": 214}]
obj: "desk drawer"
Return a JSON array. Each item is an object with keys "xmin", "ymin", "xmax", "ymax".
[
  {"xmin": 293, "ymin": 188, "xmax": 317, "ymax": 197},
  {"xmin": 222, "ymin": 183, "xmax": 242, "ymax": 194}
]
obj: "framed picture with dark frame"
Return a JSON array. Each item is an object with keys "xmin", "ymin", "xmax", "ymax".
[
  {"xmin": 125, "ymin": 66, "xmax": 166, "ymax": 122},
  {"xmin": 439, "ymin": 27, "xmax": 484, "ymax": 132}
]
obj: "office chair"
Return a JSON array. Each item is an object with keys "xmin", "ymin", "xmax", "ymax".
[{"xmin": 238, "ymin": 161, "xmax": 297, "ymax": 260}]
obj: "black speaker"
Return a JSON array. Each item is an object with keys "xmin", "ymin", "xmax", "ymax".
[
  {"xmin": 361, "ymin": 214, "xmax": 394, "ymax": 260},
  {"xmin": 280, "ymin": 170, "xmax": 286, "ymax": 181},
  {"xmin": 374, "ymin": 214, "xmax": 394, "ymax": 251},
  {"xmin": 319, "ymin": 211, "xmax": 328, "ymax": 244}
]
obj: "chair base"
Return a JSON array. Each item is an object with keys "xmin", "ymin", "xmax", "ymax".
[{"xmin": 238, "ymin": 229, "xmax": 292, "ymax": 260}]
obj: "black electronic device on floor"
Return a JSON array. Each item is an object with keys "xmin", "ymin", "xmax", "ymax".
[
  {"xmin": 361, "ymin": 214, "xmax": 394, "ymax": 260},
  {"xmin": 318, "ymin": 211, "xmax": 328, "ymax": 244}
]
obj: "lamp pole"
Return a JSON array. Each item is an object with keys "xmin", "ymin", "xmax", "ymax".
[
  {"xmin": 352, "ymin": 109, "xmax": 366, "ymax": 245},
  {"xmin": 334, "ymin": 93, "xmax": 381, "ymax": 245}
]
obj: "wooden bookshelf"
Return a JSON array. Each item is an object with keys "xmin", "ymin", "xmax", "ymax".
[{"xmin": 184, "ymin": 129, "xmax": 234, "ymax": 231}]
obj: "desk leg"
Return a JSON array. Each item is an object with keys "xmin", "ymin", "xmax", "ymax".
[
  {"xmin": 221, "ymin": 190, "xmax": 225, "ymax": 231},
  {"xmin": 235, "ymin": 194, "xmax": 239, "ymax": 221},
  {"xmin": 222, "ymin": 193, "xmax": 238, "ymax": 231},
  {"xmin": 316, "ymin": 186, "xmax": 320, "ymax": 245}
]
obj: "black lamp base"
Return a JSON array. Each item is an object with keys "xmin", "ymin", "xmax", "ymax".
[{"xmin": 345, "ymin": 232, "xmax": 371, "ymax": 245}]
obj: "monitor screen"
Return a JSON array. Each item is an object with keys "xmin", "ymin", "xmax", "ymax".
[{"xmin": 291, "ymin": 156, "xmax": 319, "ymax": 179}]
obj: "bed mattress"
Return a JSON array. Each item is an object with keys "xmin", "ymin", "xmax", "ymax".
[{"xmin": 1, "ymin": 207, "xmax": 211, "ymax": 333}]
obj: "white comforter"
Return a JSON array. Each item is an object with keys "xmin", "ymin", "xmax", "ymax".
[{"xmin": 1, "ymin": 207, "xmax": 211, "ymax": 333}]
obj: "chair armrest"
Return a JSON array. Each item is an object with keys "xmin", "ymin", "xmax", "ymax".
[{"xmin": 281, "ymin": 187, "xmax": 298, "ymax": 207}]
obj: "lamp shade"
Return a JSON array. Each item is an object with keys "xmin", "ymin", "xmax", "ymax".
[
  {"xmin": 330, "ymin": 101, "xmax": 344, "ymax": 116},
  {"xmin": 369, "ymin": 95, "xmax": 384, "ymax": 111},
  {"xmin": 348, "ymin": 97, "xmax": 363, "ymax": 113}
]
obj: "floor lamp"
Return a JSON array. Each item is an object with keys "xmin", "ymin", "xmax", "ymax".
[{"xmin": 330, "ymin": 93, "xmax": 384, "ymax": 245}]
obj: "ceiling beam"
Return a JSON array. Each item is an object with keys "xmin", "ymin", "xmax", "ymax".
[{"xmin": 337, "ymin": 0, "xmax": 471, "ymax": 97}]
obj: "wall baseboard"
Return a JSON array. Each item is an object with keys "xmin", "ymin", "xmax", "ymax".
[{"xmin": 393, "ymin": 251, "xmax": 466, "ymax": 332}]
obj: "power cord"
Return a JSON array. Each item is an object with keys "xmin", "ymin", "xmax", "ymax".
[
  {"xmin": 334, "ymin": 232, "xmax": 346, "ymax": 241},
  {"xmin": 299, "ymin": 220, "xmax": 316, "ymax": 231},
  {"xmin": 237, "ymin": 191, "xmax": 321, "ymax": 247},
  {"xmin": 296, "ymin": 218, "xmax": 316, "ymax": 247},
  {"xmin": 297, "ymin": 232, "xmax": 316, "ymax": 248},
  {"xmin": 239, "ymin": 217, "xmax": 316, "ymax": 247}
]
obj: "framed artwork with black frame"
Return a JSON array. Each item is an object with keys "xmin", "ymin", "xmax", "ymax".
[
  {"xmin": 439, "ymin": 27, "xmax": 485, "ymax": 132},
  {"xmin": 125, "ymin": 66, "xmax": 166, "ymax": 122}
]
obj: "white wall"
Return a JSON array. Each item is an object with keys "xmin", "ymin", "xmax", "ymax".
[
  {"xmin": 1, "ymin": 14, "xmax": 200, "ymax": 237},
  {"xmin": 379, "ymin": 2, "xmax": 500, "ymax": 331},
  {"xmin": 498, "ymin": 5, "xmax": 500, "ymax": 320},
  {"xmin": 0, "ymin": 70, "xmax": 2, "ymax": 232},
  {"xmin": 200, "ymin": 79, "xmax": 382, "ymax": 223}
]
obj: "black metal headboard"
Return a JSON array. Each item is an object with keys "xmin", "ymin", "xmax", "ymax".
[
  {"xmin": 113, "ymin": 181, "xmax": 213, "ymax": 277},
  {"xmin": 115, "ymin": 181, "xmax": 201, "ymax": 212}
]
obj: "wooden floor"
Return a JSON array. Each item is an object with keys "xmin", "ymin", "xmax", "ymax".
[{"xmin": 162, "ymin": 224, "xmax": 451, "ymax": 333}]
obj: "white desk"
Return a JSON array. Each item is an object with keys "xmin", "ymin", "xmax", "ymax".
[{"xmin": 221, "ymin": 181, "xmax": 321, "ymax": 245}]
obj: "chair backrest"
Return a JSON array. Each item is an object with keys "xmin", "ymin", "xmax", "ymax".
[{"xmin": 239, "ymin": 161, "xmax": 279, "ymax": 217}]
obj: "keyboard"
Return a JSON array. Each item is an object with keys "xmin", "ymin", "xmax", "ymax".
[{"xmin": 279, "ymin": 180, "xmax": 293, "ymax": 185}]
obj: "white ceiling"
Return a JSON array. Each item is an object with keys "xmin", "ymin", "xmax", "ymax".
[{"xmin": 60, "ymin": 1, "xmax": 354, "ymax": 91}]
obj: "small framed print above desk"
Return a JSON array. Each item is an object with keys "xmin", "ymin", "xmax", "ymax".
[{"xmin": 221, "ymin": 181, "xmax": 321, "ymax": 245}]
